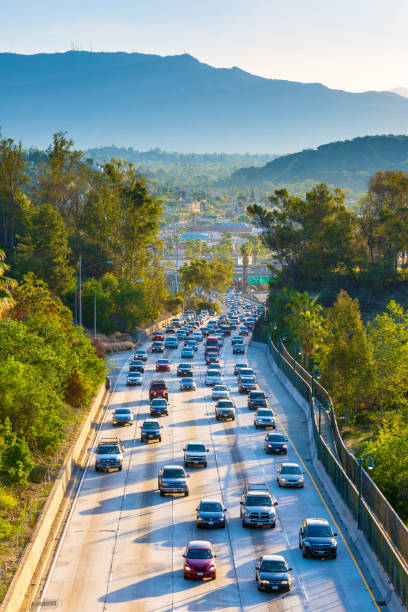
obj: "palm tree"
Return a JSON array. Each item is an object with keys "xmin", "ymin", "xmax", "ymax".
[
  {"xmin": 240, "ymin": 242, "xmax": 253, "ymax": 294},
  {"xmin": 0, "ymin": 249, "xmax": 17, "ymax": 314}
]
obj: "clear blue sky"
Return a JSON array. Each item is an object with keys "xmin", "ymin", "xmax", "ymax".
[{"xmin": 2, "ymin": 0, "xmax": 407, "ymax": 92}]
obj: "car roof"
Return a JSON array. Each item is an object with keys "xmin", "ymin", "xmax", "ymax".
[
  {"xmin": 162, "ymin": 464, "xmax": 185, "ymax": 469},
  {"xmin": 305, "ymin": 517, "xmax": 330, "ymax": 525},
  {"xmin": 143, "ymin": 418, "xmax": 159, "ymax": 424},
  {"xmin": 261, "ymin": 554, "xmax": 286, "ymax": 562},
  {"xmin": 187, "ymin": 540, "xmax": 212, "ymax": 549},
  {"xmin": 200, "ymin": 498, "xmax": 222, "ymax": 504},
  {"xmin": 280, "ymin": 462, "xmax": 300, "ymax": 468}
]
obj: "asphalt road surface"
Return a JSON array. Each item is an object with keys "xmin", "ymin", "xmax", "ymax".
[{"xmin": 37, "ymin": 320, "xmax": 382, "ymax": 612}]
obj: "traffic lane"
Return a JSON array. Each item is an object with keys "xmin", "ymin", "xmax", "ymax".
[
  {"xmin": 199, "ymin": 349, "xmax": 306, "ymax": 611},
  {"xmin": 247, "ymin": 342, "xmax": 379, "ymax": 611},
  {"xmin": 43, "ymin": 350, "xmax": 145, "ymax": 610}
]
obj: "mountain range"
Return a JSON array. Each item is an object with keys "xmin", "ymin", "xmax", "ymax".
[
  {"xmin": 1, "ymin": 51, "xmax": 408, "ymax": 153},
  {"xmin": 230, "ymin": 134, "xmax": 408, "ymax": 192}
]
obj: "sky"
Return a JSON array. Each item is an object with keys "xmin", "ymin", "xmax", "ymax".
[{"xmin": 1, "ymin": 0, "xmax": 407, "ymax": 92}]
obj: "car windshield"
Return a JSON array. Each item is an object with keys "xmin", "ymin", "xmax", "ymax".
[
  {"xmin": 151, "ymin": 383, "xmax": 166, "ymax": 389},
  {"xmin": 261, "ymin": 560, "xmax": 287, "ymax": 572},
  {"xmin": 218, "ymin": 401, "xmax": 233, "ymax": 408},
  {"xmin": 132, "ymin": 360, "xmax": 143, "ymax": 365},
  {"xmin": 268, "ymin": 434, "xmax": 285, "ymax": 442},
  {"xmin": 187, "ymin": 548, "xmax": 213, "ymax": 559},
  {"xmin": 240, "ymin": 369, "xmax": 253, "ymax": 376},
  {"xmin": 162, "ymin": 468, "xmax": 185, "ymax": 478},
  {"xmin": 241, "ymin": 377, "xmax": 254, "ymax": 384},
  {"xmin": 251, "ymin": 392, "xmax": 265, "ymax": 399},
  {"xmin": 281, "ymin": 465, "xmax": 301, "ymax": 474},
  {"xmin": 258, "ymin": 410, "xmax": 273, "ymax": 416},
  {"xmin": 207, "ymin": 371, "xmax": 219, "ymax": 377},
  {"xmin": 152, "ymin": 399, "xmax": 166, "ymax": 406},
  {"xmin": 143, "ymin": 422, "xmax": 159, "ymax": 429},
  {"xmin": 214, "ymin": 385, "xmax": 227, "ymax": 391},
  {"xmin": 187, "ymin": 444, "xmax": 205, "ymax": 452},
  {"xmin": 246, "ymin": 495, "xmax": 272, "ymax": 507},
  {"xmin": 158, "ymin": 360, "xmax": 169, "ymax": 364},
  {"xmin": 236, "ymin": 364, "xmax": 246, "ymax": 369},
  {"xmin": 182, "ymin": 378, "xmax": 194, "ymax": 384},
  {"xmin": 200, "ymin": 501, "xmax": 222, "ymax": 512},
  {"xmin": 115, "ymin": 409, "xmax": 130, "ymax": 415},
  {"xmin": 98, "ymin": 445, "xmax": 119, "ymax": 455},
  {"xmin": 306, "ymin": 525, "xmax": 333, "ymax": 537},
  {"xmin": 179, "ymin": 364, "xmax": 190, "ymax": 369}
]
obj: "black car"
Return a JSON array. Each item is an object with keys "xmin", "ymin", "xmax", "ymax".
[
  {"xmin": 196, "ymin": 498, "xmax": 227, "ymax": 528},
  {"xmin": 152, "ymin": 341, "xmax": 164, "ymax": 353},
  {"xmin": 140, "ymin": 419, "xmax": 162, "ymax": 443},
  {"xmin": 264, "ymin": 433, "xmax": 288, "ymax": 454},
  {"xmin": 129, "ymin": 360, "xmax": 144, "ymax": 373},
  {"xmin": 255, "ymin": 555, "xmax": 292, "ymax": 592},
  {"xmin": 150, "ymin": 398, "xmax": 169, "ymax": 416},
  {"xmin": 238, "ymin": 376, "xmax": 256, "ymax": 393},
  {"xmin": 248, "ymin": 390, "xmax": 267, "ymax": 409},
  {"xmin": 233, "ymin": 344, "xmax": 245, "ymax": 354},
  {"xmin": 177, "ymin": 363, "xmax": 194, "ymax": 377},
  {"xmin": 299, "ymin": 518, "xmax": 337, "ymax": 558}
]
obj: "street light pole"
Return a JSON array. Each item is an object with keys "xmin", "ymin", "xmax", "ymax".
[
  {"xmin": 357, "ymin": 453, "xmax": 374, "ymax": 529},
  {"xmin": 78, "ymin": 259, "xmax": 113, "ymax": 328}
]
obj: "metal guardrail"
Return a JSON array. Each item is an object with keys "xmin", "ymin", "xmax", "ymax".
[{"xmin": 267, "ymin": 336, "xmax": 408, "ymax": 607}]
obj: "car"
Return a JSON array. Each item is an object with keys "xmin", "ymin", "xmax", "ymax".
[
  {"xmin": 207, "ymin": 362, "xmax": 222, "ymax": 374},
  {"xmin": 94, "ymin": 438, "xmax": 124, "ymax": 472},
  {"xmin": 255, "ymin": 555, "xmax": 292, "ymax": 592},
  {"xmin": 184, "ymin": 339, "xmax": 198, "ymax": 351},
  {"xmin": 299, "ymin": 518, "xmax": 337, "ymax": 558},
  {"xmin": 231, "ymin": 336, "xmax": 243, "ymax": 346},
  {"xmin": 158, "ymin": 465, "xmax": 190, "ymax": 496},
  {"xmin": 196, "ymin": 499, "xmax": 227, "ymax": 528},
  {"xmin": 255, "ymin": 408, "xmax": 276, "ymax": 429},
  {"xmin": 177, "ymin": 363, "xmax": 194, "ymax": 377},
  {"xmin": 134, "ymin": 349, "xmax": 148, "ymax": 361},
  {"xmin": 152, "ymin": 341, "xmax": 164, "ymax": 353},
  {"xmin": 234, "ymin": 362, "xmax": 247, "ymax": 375},
  {"xmin": 171, "ymin": 318, "xmax": 181, "ymax": 328},
  {"xmin": 165, "ymin": 326, "xmax": 176, "ymax": 334},
  {"xmin": 183, "ymin": 540, "xmax": 217, "ymax": 580},
  {"xmin": 192, "ymin": 332, "xmax": 203, "ymax": 343},
  {"xmin": 176, "ymin": 329, "xmax": 187, "ymax": 340},
  {"xmin": 276, "ymin": 463, "xmax": 304, "ymax": 487},
  {"xmin": 149, "ymin": 379, "xmax": 168, "ymax": 401},
  {"xmin": 264, "ymin": 432, "xmax": 288, "ymax": 453},
  {"xmin": 239, "ymin": 326, "xmax": 249, "ymax": 335},
  {"xmin": 206, "ymin": 352, "xmax": 219, "ymax": 365},
  {"xmin": 233, "ymin": 343, "xmax": 245, "ymax": 354},
  {"xmin": 215, "ymin": 400, "xmax": 235, "ymax": 421},
  {"xmin": 126, "ymin": 372, "xmax": 143, "ymax": 386},
  {"xmin": 184, "ymin": 442, "xmax": 209, "ymax": 467},
  {"xmin": 214, "ymin": 334, "xmax": 224, "ymax": 347},
  {"xmin": 205, "ymin": 370, "xmax": 223, "ymax": 386},
  {"xmin": 129, "ymin": 360, "xmax": 144, "ymax": 373},
  {"xmin": 150, "ymin": 397, "xmax": 169, "ymax": 416},
  {"xmin": 180, "ymin": 377, "xmax": 196, "ymax": 391},
  {"xmin": 156, "ymin": 359, "xmax": 171, "ymax": 372},
  {"xmin": 248, "ymin": 390, "xmax": 267, "ymax": 409},
  {"xmin": 112, "ymin": 407, "xmax": 133, "ymax": 426},
  {"xmin": 181, "ymin": 347, "xmax": 194, "ymax": 359},
  {"xmin": 165, "ymin": 337, "xmax": 179, "ymax": 349},
  {"xmin": 240, "ymin": 482, "xmax": 277, "ymax": 528},
  {"xmin": 238, "ymin": 367, "xmax": 255, "ymax": 381},
  {"xmin": 212, "ymin": 385, "xmax": 230, "ymax": 400},
  {"xmin": 140, "ymin": 419, "xmax": 163, "ymax": 442},
  {"xmin": 238, "ymin": 376, "xmax": 256, "ymax": 393},
  {"xmin": 152, "ymin": 332, "xmax": 164, "ymax": 342}
]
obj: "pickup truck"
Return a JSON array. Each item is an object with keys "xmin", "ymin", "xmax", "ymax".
[
  {"xmin": 240, "ymin": 482, "xmax": 278, "ymax": 528},
  {"xmin": 95, "ymin": 437, "xmax": 124, "ymax": 472}
]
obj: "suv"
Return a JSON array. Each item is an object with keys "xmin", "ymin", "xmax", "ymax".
[
  {"xmin": 248, "ymin": 390, "xmax": 267, "ymax": 409},
  {"xmin": 165, "ymin": 337, "xmax": 179, "ymax": 349},
  {"xmin": 158, "ymin": 465, "xmax": 190, "ymax": 496},
  {"xmin": 264, "ymin": 432, "xmax": 287, "ymax": 453},
  {"xmin": 150, "ymin": 398, "xmax": 169, "ymax": 416},
  {"xmin": 183, "ymin": 442, "xmax": 209, "ymax": 467},
  {"xmin": 254, "ymin": 408, "xmax": 276, "ymax": 429},
  {"xmin": 255, "ymin": 555, "xmax": 292, "ymax": 592},
  {"xmin": 240, "ymin": 482, "xmax": 278, "ymax": 528},
  {"xmin": 215, "ymin": 400, "xmax": 235, "ymax": 421},
  {"xmin": 299, "ymin": 518, "xmax": 337, "ymax": 558},
  {"xmin": 149, "ymin": 379, "xmax": 168, "ymax": 401},
  {"xmin": 140, "ymin": 419, "xmax": 162, "ymax": 443},
  {"xmin": 95, "ymin": 438, "xmax": 124, "ymax": 472}
]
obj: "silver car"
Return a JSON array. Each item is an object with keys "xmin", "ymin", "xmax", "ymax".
[
  {"xmin": 180, "ymin": 377, "xmax": 196, "ymax": 391},
  {"xmin": 112, "ymin": 407, "xmax": 133, "ymax": 426},
  {"xmin": 276, "ymin": 463, "xmax": 304, "ymax": 487},
  {"xmin": 205, "ymin": 370, "xmax": 223, "ymax": 386},
  {"xmin": 212, "ymin": 385, "xmax": 230, "ymax": 400},
  {"xmin": 254, "ymin": 408, "xmax": 276, "ymax": 429}
]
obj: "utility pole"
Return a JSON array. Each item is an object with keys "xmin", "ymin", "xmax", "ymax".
[{"xmin": 78, "ymin": 256, "xmax": 82, "ymax": 327}]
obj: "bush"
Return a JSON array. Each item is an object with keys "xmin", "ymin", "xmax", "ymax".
[
  {"xmin": 1, "ymin": 436, "xmax": 34, "ymax": 486},
  {"xmin": 0, "ymin": 488, "xmax": 17, "ymax": 510}
]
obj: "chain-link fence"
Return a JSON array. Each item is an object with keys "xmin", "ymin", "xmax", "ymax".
[{"xmin": 267, "ymin": 335, "xmax": 408, "ymax": 607}]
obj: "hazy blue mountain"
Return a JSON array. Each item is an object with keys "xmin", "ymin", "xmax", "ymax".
[
  {"xmin": 230, "ymin": 135, "xmax": 408, "ymax": 192},
  {"xmin": 1, "ymin": 51, "xmax": 408, "ymax": 153}
]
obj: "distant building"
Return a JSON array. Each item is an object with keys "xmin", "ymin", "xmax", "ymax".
[
  {"xmin": 165, "ymin": 200, "xmax": 201, "ymax": 214},
  {"xmin": 181, "ymin": 232, "xmax": 210, "ymax": 242}
]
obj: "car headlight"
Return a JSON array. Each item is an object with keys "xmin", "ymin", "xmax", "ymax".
[
  {"xmin": 209, "ymin": 565, "xmax": 216, "ymax": 570},
  {"xmin": 280, "ymin": 580, "xmax": 289, "ymax": 584},
  {"xmin": 331, "ymin": 539, "xmax": 337, "ymax": 547},
  {"xmin": 279, "ymin": 477, "xmax": 286, "ymax": 482},
  {"xmin": 259, "ymin": 579, "xmax": 269, "ymax": 584},
  {"xmin": 304, "ymin": 541, "xmax": 311, "ymax": 546},
  {"xmin": 243, "ymin": 510, "xmax": 249, "ymax": 516},
  {"xmin": 184, "ymin": 565, "xmax": 191, "ymax": 571}
]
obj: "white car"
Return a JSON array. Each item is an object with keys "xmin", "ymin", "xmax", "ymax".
[
  {"xmin": 205, "ymin": 370, "xmax": 223, "ymax": 386},
  {"xmin": 212, "ymin": 385, "xmax": 230, "ymax": 400},
  {"xmin": 276, "ymin": 462, "xmax": 304, "ymax": 487},
  {"xmin": 207, "ymin": 363, "xmax": 222, "ymax": 374},
  {"xmin": 254, "ymin": 408, "xmax": 276, "ymax": 429}
]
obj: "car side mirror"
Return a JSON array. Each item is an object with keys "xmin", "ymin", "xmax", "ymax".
[
  {"xmin": 183, "ymin": 448, "xmax": 186, "ymax": 451},
  {"xmin": 206, "ymin": 449, "xmax": 210, "ymax": 452},
  {"xmin": 240, "ymin": 500, "xmax": 243, "ymax": 505},
  {"xmin": 333, "ymin": 533, "xmax": 338, "ymax": 537},
  {"xmin": 187, "ymin": 474, "xmax": 191, "ymax": 478},
  {"xmin": 182, "ymin": 554, "xmax": 186, "ymax": 558},
  {"xmin": 214, "ymin": 554, "xmax": 217, "ymax": 558},
  {"xmin": 224, "ymin": 508, "xmax": 227, "ymax": 512},
  {"xmin": 274, "ymin": 501, "xmax": 278, "ymax": 506},
  {"xmin": 195, "ymin": 508, "xmax": 198, "ymax": 511},
  {"xmin": 288, "ymin": 567, "xmax": 292, "ymax": 571},
  {"xmin": 160, "ymin": 426, "xmax": 163, "ymax": 429}
]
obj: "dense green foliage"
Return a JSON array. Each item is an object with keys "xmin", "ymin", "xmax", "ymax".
[
  {"xmin": 180, "ymin": 258, "xmax": 233, "ymax": 302},
  {"xmin": 232, "ymin": 135, "xmax": 408, "ymax": 194}
]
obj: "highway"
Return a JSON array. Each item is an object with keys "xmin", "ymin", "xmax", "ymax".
[{"xmin": 37, "ymin": 312, "xmax": 383, "ymax": 611}]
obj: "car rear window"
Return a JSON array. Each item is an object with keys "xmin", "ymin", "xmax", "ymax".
[{"xmin": 246, "ymin": 495, "xmax": 272, "ymax": 507}]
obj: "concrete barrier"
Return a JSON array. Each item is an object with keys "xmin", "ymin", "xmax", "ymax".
[{"xmin": 1, "ymin": 384, "xmax": 106, "ymax": 612}]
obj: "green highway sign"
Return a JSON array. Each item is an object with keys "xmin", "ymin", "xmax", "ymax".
[{"xmin": 249, "ymin": 276, "xmax": 271, "ymax": 285}]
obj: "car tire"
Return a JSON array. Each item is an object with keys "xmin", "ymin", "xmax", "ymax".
[
  {"xmin": 183, "ymin": 573, "xmax": 189, "ymax": 580},
  {"xmin": 95, "ymin": 466, "xmax": 99, "ymax": 472},
  {"xmin": 332, "ymin": 553, "xmax": 337, "ymax": 559},
  {"xmin": 221, "ymin": 522, "xmax": 226, "ymax": 528},
  {"xmin": 158, "ymin": 437, "xmax": 162, "ymax": 442},
  {"xmin": 278, "ymin": 482, "xmax": 281, "ymax": 487},
  {"xmin": 242, "ymin": 520, "xmax": 247, "ymax": 528},
  {"xmin": 254, "ymin": 424, "xmax": 258, "ymax": 429},
  {"xmin": 204, "ymin": 462, "xmax": 207, "ymax": 468},
  {"xmin": 185, "ymin": 490, "xmax": 189, "ymax": 497},
  {"xmin": 160, "ymin": 490, "xmax": 165, "ymax": 497},
  {"xmin": 302, "ymin": 547, "xmax": 307, "ymax": 558}
]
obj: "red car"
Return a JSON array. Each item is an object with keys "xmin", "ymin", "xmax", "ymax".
[
  {"xmin": 183, "ymin": 540, "xmax": 217, "ymax": 580},
  {"xmin": 153, "ymin": 332, "xmax": 164, "ymax": 342},
  {"xmin": 149, "ymin": 380, "xmax": 168, "ymax": 401},
  {"xmin": 156, "ymin": 359, "xmax": 171, "ymax": 372}
]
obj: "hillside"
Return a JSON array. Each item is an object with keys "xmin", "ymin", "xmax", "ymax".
[
  {"xmin": 230, "ymin": 135, "xmax": 408, "ymax": 192},
  {"xmin": 1, "ymin": 51, "xmax": 408, "ymax": 153}
]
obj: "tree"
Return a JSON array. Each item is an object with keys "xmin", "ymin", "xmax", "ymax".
[
  {"xmin": 0, "ymin": 135, "xmax": 28, "ymax": 250},
  {"xmin": 212, "ymin": 232, "xmax": 234, "ymax": 265},
  {"xmin": 240, "ymin": 242, "xmax": 253, "ymax": 294},
  {"xmin": 284, "ymin": 291, "xmax": 325, "ymax": 368},
  {"xmin": 15, "ymin": 203, "xmax": 73, "ymax": 295},
  {"xmin": 180, "ymin": 258, "xmax": 233, "ymax": 301},
  {"xmin": 0, "ymin": 248, "xmax": 17, "ymax": 314},
  {"xmin": 317, "ymin": 290, "xmax": 374, "ymax": 420}
]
